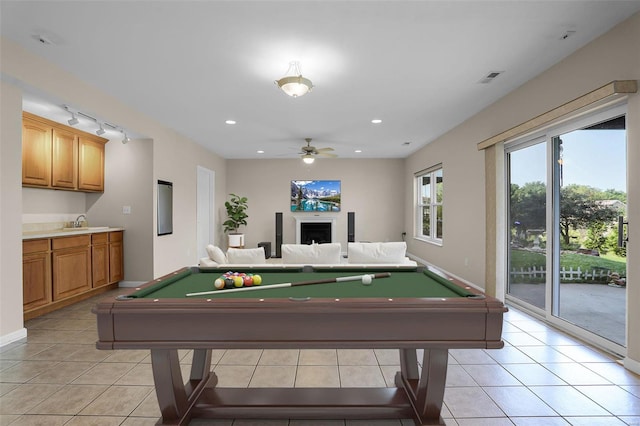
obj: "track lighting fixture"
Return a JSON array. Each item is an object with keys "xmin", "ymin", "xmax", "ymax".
[
  {"xmin": 68, "ymin": 112, "xmax": 79, "ymax": 126},
  {"xmin": 63, "ymin": 104, "xmax": 133, "ymax": 142}
]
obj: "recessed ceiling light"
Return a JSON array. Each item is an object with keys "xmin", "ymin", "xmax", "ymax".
[
  {"xmin": 371, "ymin": 119, "xmax": 382, "ymax": 124},
  {"xmin": 257, "ymin": 150, "xmax": 264, "ymax": 154},
  {"xmin": 225, "ymin": 120, "xmax": 236, "ymax": 125},
  {"xmin": 354, "ymin": 149, "xmax": 362, "ymax": 153}
]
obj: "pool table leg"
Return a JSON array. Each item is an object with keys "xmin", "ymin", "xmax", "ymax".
[
  {"xmin": 151, "ymin": 348, "xmax": 214, "ymax": 425},
  {"xmin": 397, "ymin": 348, "xmax": 448, "ymax": 425}
]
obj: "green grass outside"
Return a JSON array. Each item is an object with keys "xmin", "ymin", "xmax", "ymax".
[{"xmin": 510, "ymin": 248, "xmax": 626, "ymax": 283}]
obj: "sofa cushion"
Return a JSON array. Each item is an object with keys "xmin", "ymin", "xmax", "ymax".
[
  {"xmin": 206, "ymin": 244, "xmax": 227, "ymax": 264},
  {"xmin": 347, "ymin": 242, "xmax": 407, "ymax": 264},
  {"xmin": 227, "ymin": 247, "xmax": 266, "ymax": 264},
  {"xmin": 281, "ymin": 243, "xmax": 341, "ymax": 264}
]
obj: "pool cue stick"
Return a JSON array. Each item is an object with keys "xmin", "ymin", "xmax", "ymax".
[{"xmin": 185, "ymin": 272, "xmax": 391, "ymax": 297}]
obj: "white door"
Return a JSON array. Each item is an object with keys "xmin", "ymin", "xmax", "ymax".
[{"xmin": 196, "ymin": 166, "xmax": 215, "ymax": 261}]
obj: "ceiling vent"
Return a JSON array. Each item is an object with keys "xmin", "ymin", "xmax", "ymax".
[{"xmin": 479, "ymin": 71, "xmax": 504, "ymax": 84}]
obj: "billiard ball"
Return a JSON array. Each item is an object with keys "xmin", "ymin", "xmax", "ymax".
[
  {"xmin": 361, "ymin": 274, "xmax": 373, "ymax": 285},
  {"xmin": 233, "ymin": 276, "xmax": 244, "ymax": 287},
  {"xmin": 224, "ymin": 278, "xmax": 235, "ymax": 289},
  {"xmin": 252, "ymin": 275, "xmax": 262, "ymax": 285},
  {"xmin": 243, "ymin": 275, "xmax": 254, "ymax": 286},
  {"xmin": 214, "ymin": 278, "xmax": 225, "ymax": 289}
]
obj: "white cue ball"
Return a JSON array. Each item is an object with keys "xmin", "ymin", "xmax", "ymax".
[{"xmin": 362, "ymin": 274, "xmax": 373, "ymax": 285}]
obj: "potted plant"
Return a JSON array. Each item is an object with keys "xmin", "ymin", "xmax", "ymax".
[{"xmin": 223, "ymin": 193, "xmax": 248, "ymax": 248}]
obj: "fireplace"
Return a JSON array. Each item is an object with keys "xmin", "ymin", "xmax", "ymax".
[
  {"xmin": 295, "ymin": 216, "xmax": 337, "ymax": 245},
  {"xmin": 300, "ymin": 222, "xmax": 331, "ymax": 244}
]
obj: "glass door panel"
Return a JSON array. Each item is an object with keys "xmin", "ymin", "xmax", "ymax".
[
  {"xmin": 507, "ymin": 141, "xmax": 547, "ymax": 310},
  {"xmin": 553, "ymin": 116, "xmax": 627, "ymax": 346}
]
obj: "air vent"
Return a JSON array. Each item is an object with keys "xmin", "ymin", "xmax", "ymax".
[{"xmin": 479, "ymin": 71, "xmax": 504, "ymax": 84}]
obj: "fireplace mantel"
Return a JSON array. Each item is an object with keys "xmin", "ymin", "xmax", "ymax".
[{"xmin": 294, "ymin": 215, "xmax": 337, "ymax": 244}]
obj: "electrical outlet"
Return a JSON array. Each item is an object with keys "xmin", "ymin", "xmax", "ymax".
[{"xmin": 122, "ymin": 205, "xmax": 132, "ymax": 215}]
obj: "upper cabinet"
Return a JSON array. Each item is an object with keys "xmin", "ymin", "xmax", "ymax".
[
  {"xmin": 22, "ymin": 118, "xmax": 52, "ymax": 187},
  {"xmin": 22, "ymin": 112, "xmax": 107, "ymax": 192}
]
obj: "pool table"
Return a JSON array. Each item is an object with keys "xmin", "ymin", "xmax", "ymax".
[{"xmin": 93, "ymin": 266, "xmax": 507, "ymax": 425}]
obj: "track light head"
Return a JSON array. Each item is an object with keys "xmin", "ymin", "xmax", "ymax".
[
  {"xmin": 122, "ymin": 132, "xmax": 130, "ymax": 144},
  {"xmin": 96, "ymin": 123, "xmax": 106, "ymax": 136},
  {"xmin": 68, "ymin": 112, "xmax": 79, "ymax": 126}
]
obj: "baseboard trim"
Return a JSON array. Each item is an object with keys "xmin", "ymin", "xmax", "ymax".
[
  {"xmin": 118, "ymin": 281, "xmax": 146, "ymax": 288},
  {"xmin": 0, "ymin": 327, "xmax": 27, "ymax": 348},
  {"xmin": 624, "ymin": 356, "xmax": 640, "ymax": 375}
]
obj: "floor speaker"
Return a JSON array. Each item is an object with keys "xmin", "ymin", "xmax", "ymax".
[
  {"xmin": 347, "ymin": 211, "xmax": 355, "ymax": 243},
  {"xmin": 275, "ymin": 212, "xmax": 283, "ymax": 258}
]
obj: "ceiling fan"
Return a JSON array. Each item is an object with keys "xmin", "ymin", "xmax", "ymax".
[{"xmin": 299, "ymin": 138, "xmax": 337, "ymax": 163}]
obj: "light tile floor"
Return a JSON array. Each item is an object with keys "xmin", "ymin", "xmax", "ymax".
[{"xmin": 1, "ymin": 289, "xmax": 639, "ymax": 425}]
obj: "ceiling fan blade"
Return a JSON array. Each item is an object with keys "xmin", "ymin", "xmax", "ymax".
[
  {"xmin": 315, "ymin": 147, "xmax": 335, "ymax": 152},
  {"xmin": 317, "ymin": 152, "xmax": 338, "ymax": 158}
]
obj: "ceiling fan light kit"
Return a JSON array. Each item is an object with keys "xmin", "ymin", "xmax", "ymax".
[{"xmin": 275, "ymin": 61, "xmax": 313, "ymax": 97}]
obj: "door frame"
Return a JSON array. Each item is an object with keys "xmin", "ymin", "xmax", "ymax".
[{"xmin": 196, "ymin": 166, "xmax": 215, "ymax": 262}]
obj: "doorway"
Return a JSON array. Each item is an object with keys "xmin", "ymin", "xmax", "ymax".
[
  {"xmin": 506, "ymin": 105, "xmax": 627, "ymax": 352},
  {"xmin": 196, "ymin": 166, "xmax": 215, "ymax": 262}
]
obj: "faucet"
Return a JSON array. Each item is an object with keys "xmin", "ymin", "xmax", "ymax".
[{"xmin": 74, "ymin": 214, "xmax": 87, "ymax": 228}]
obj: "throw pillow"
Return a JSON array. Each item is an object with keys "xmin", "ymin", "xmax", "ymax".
[{"xmin": 206, "ymin": 244, "xmax": 227, "ymax": 264}]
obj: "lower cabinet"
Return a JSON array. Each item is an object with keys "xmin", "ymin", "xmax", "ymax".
[
  {"xmin": 92, "ymin": 233, "xmax": 109, "ymax": 288},
  {"xmin": 52, "ymin": 235, "xmax": 92, "ymax": 300},
  {"xmin": 23, "ymin": 230, "xmax": 124, "ymax": 319},
  {"xmin": 22, "ymin": 239, "xmax": 52, "ymax": 311},
  {"xmin": 109, "ymin": 231, "xmax": 124, "ymax": 283}
]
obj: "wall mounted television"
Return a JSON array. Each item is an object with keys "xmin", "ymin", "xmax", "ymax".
[{"xmin": 291, "ymin": 180, "xmax": 341, "ymax": 212}]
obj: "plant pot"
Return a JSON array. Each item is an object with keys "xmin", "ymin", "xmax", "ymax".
[{"xmin": 228, "ymin": 233, "xmax": 245, "ymax": 248}]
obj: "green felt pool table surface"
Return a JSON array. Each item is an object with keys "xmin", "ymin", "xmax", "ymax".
[{"xmin": 129, "ymin": 267, "xmax": 479, "ymax": 300}]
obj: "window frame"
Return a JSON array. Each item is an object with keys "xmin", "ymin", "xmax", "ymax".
[{"xmin": 415, "ymin": 164, "xmax": 443, "ymax": 245}]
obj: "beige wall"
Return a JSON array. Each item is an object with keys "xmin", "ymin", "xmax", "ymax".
[
  {"xmin": 405, "ymin": 13, "xmax": 639, "ymax": 369},
  {"xmin": 86, "ymin": 137, "xmax": 154, "ymax": 281},
  {"xmin": 226, "ymin": 158, "xmax": 405, "ymax": 251},
  {"xmin": 0, "ymin": 81, "xmax": 26, "ymax": 343}
]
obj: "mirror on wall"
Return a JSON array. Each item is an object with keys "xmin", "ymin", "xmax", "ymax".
[{"xmin": 157, "ymin": 180, "xmax": 173, "ymax": 236}]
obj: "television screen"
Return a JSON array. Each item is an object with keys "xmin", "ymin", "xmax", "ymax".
[{"xmin": 291, "ymin": 180, "xmax": 341, "ymax": 212}]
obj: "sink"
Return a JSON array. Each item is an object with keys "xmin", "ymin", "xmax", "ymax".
[{"xmin": 62, "ymin": 226, "xmax": 110, "ymax": 231}]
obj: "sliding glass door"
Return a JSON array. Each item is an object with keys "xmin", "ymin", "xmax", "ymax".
[{"xmin": 506, "ymin": 105, "xmax": 627, "ymax": 351}]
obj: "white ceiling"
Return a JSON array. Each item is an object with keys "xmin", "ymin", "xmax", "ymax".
[{"xmin": 2, "ymin": 1, "xmax": 639, "ymax": 159}]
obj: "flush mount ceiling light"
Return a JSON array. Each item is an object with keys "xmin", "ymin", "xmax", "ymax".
[{"xmin": 275, "ymin": 61, "xmax": 313, "ymax": 98}]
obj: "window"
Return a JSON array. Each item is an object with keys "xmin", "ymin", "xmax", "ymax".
[{"xmin": 416, "ymin": 165, "xmax": 443, "ymax": 243}]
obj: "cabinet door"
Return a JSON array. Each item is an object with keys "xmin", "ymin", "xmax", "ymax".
[
  {"xmin": 78, "ymin": 137, "xmax": 105, "ymax": 192},
  {"xmin": 52, "ymin": 246, "xmax": 92, "ymax": 300},
  {"xmin": 52, "ymin": 128, "xmax": 78, "ymax": 189},
  {"xmin": 22, "ymin": 119, "xmax": 52, "ymax": 187},
  {"xmin": 109, "ymin": 241, "xmax": 124, "ymax": 283},
  {"xmin": 23, "ymin": 252, "xmax": 52, "ymax": 311},
  {"xmin": 92, "ymin": 236, "xmax": 109, "ymax": 288}
]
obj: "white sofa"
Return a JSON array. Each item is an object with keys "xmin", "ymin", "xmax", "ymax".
[{"xmin": 198, "ymin": 242, "xmax": 417, "ymax": 269}]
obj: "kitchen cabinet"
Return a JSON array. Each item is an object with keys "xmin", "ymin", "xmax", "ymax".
[
  {"xmin": 22, "ymin": 239, "xmax": 52, "ymax": 311},
  {"xmin": 23, "ymin": 230, "xmax": 124, "ymax": 320},
  {"xmin": 92, "ymin": 233, "xmax": 109, "ymax": 288},
  {"xmin": 51, "ymin": 127, "xmax": 78, "ymax": 189},
  {"xmin": 22, "ymin": 112, "xmax": 107, "ymax": 192},
  {"xmin": 52, "ymin": 235, "xmax": 92, "ymax": 301},
  {"xmin": 22, "ymin": 117, "xmax": 52, "ymax": 187},
  {"xmin": 78, "ymin": 137, "xmax": 105, "ymax": 192},
  {"xmin": 109, "ymin": 231, "xmax": 124, "ymax": 283}
]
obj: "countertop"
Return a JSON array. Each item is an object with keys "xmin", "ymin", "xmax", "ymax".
[{"xmin": 22, "ymin": 227, "xmax": 124, "ymax": 240}]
